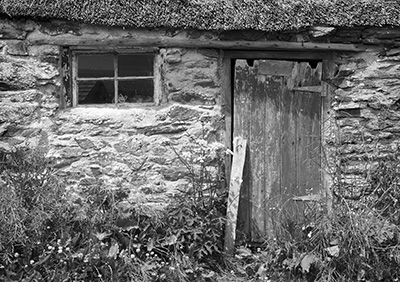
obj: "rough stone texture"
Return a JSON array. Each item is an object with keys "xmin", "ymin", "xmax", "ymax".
[
  {"xmin": 2, "ymin": 17, "xmax": 400, "ymax": 207},
  {"xmin": 47, "ymin": 105, "xmax": 225, "ymax": 208},
  {"xmin": 0, "ymin": 54, "xmax": 59, "ymax": 90},
  {"xmin": 161, "ymin": 48, "xmax": 220, "ymax": 105},
  {"xmin": 328, "ymin": 48, "xmax": 400, "ymax": 198},
  {"xmin": 0, "ymin": 18, "xmax": 225, "ymax": 209}
]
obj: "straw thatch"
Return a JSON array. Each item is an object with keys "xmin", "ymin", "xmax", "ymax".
[{"xmin": 1, "ymin": 0, "xmax": 400, "ymax": 31}]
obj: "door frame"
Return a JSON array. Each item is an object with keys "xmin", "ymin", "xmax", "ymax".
[{"xmin": 221, "ymin": 50, "xmax": 338, "ymax": 227}]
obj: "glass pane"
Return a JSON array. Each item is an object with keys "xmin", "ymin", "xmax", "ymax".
[
  {"xmin": 78, "ymin": 80, "xmax": 114, "ymax": 104},
  {"xmin": 78, "ymin": 54, "xmax": 114, "ymax": 78},
  {"xmin": 118, "ymin": 54, "xmax": 153, "ymax": 77},
  {"xmin": 118, "ymin": 79, "xmax": 154, "ymax": 103}
]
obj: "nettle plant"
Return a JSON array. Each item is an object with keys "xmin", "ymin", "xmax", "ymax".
[{"xmin": 0, "ymin": 135, "xmax": 228, "ymax": 282}]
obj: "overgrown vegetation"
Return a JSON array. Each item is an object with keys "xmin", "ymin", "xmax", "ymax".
[
  {"xmin": 1, "ymin": 141, "xmax": 400, "ymax": 281},
  {"xmin": 233, "ymin": 147, "xmax": 400, "ymax": 282},
  {"xmin": 0, "ymin": 145, "xmax": 228, "ymax": 281}
]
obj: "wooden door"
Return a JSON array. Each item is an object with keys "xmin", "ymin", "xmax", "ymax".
[{"xmin": 234, "ymin": 59, "xmax": 323, "ymax": 242}]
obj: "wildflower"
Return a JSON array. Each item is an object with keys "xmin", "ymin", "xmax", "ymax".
[
  {"xmin": 136, "ymin": 248, "xmax": 140, "ymax": 253},
  {"xmin": 130, "ymin": 254, "xmax": 135, "ymax": 259},
  {"xmin": 65, "ymin": 247, "xmax": 70, "ymax": 251},
  {"xmin": 14, "ymin": 252, "xmax": 19, "ymax": 258},
  {"xmin": 98, "ymin": 274, "xmax": 102, "ymax": 278},
  {"xmin": 58, "ymin": 249, "xmax": 63, "ymax": 254},
  {"xmin": 30, "ymin": 260, "xmax": 34, "ymax": 265}
]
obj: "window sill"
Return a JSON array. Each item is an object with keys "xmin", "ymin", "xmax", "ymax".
[{"xmin": 75, "ymin": 102, "xmax": 156, "ymax": 109}]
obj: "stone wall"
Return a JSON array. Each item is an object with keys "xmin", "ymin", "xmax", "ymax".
[
  {"xmin": 1, "ymin": 17, "xmax": 400, "ymax": 206},
  {"xmin": 0, "ymin": 18, "xmax": 225, "ymax": 209},
  {"xmin": 328, "ymin": 48, "xmax": 400, "ymax": 198}
]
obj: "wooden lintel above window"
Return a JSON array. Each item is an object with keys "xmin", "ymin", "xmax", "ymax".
[{"xmin": 29, "ymin": 36, "xmax": 364, "ymax": 52}]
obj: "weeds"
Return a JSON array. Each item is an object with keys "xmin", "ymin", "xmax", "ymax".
[
  {"xmin": 0, "ymin": 140, "xmax": 228, "ymax": 282},
  {"xmin": 2, "ymin": 133, "xmax": 400, "ymax": 281},
  {"xmin": 232, "ymin": 145, "xmax": 400, "ymax": 282}
]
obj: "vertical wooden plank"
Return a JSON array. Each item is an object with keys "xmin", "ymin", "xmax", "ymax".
[
  {"xmin": 153, "ymin": 51, "xmax": 163, "ymax": 105},
  {"xmin": 114, "ymin": 54, "xmax": 118, "ymax": 105},
  {"xmin": 263, "ymin": 74, "xmax": 283, "ymax": 239},
  {"xmin": 71, "ymin": 53, "xmax": 78, "ymax": 107},
  {"xmin": 60, "ymin": 47, "xmax": 70, "ymax": 109},
  {"xmin": 281, "ymin": 69, "xmax": 299, "ymax": 223},
  {"xmin": 234, "ymin": 60, "xmax": 253, "ymax": 239},
  {"xmin": 296, "ymin": 91, "xmax": 322, "ymax": 196},
  {"xmin": 249, "ymin": 61, "xmax": 266, "ymax": 241},
  {"xmin": 321, "ymin": 59, "xmax": 336, "ymax": 216},
  {"xmin": 221, "ymin": 54, "xmax": 232, "ymax": 188},
  {"xmin": 296, "ymin": 62, "xmax": 322, "ymax": 197},
  {"xmin": 224, "ymin": 137, "xmax": 247, "ymax": 254}
]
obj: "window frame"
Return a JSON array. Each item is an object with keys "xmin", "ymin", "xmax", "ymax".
[{"xmin": 70, "ymin": 48, "xmax": 161, "ymax": 107}]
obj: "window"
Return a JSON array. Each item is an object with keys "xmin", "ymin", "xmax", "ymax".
[{"xmin": 71, "ymin": 51, "xmax": 158, "ymax": 106}]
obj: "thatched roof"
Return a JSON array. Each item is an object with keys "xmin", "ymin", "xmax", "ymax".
[{"xmin": 1, "ymin": 0, "xmax": 400, "ymax": 32}]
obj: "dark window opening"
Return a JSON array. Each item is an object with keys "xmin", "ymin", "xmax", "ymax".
[{"xmin": 76, "ymin": 53, "xmax": 154, "ymax": 105}]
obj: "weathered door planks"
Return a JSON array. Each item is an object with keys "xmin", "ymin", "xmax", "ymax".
[
  {"xmin": 262, "ymin": 75, "xmax": 282, "ymax": 241},
  {"xmin": 234, "ymin": 59, "xmax": 323, "ymax": 241},
  {"xmin": 234, "ymin": 60, "xmax": 253, "ymax": 238},
  {"xmin": 250, "ymin": 71, "xmax": 267, "ymax": 241},
  {"xmin": 224, "ymin": 137, "xmax": 247, "ymax": 254}
]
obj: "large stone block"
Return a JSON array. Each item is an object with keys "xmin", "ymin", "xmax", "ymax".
[
  {"xmin": 0, "ymin": 19, "xmax": 31, "ymax": 39},
  {"xmin": 0, "ymin": 56, "xmax": 58, "ymax": 90},
  {"xmin": 163, "ymin": 48, "xmax": 220, "ymax": 105}
]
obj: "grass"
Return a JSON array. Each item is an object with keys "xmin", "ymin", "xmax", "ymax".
[{"xmin": 1, "ymin": 144, "xmax": 400, "ymax": 281}]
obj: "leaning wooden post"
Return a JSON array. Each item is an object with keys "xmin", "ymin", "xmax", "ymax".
[{"xmin": 224, "ymin": 136, "xmax": 247, "ymax": 255}]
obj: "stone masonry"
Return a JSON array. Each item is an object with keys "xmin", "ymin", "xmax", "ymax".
[
  {"xmin": 0, "ymin": 18, "xmax": 225, "ymax": 209},
  {"xmin": 1, "ymin": 17, "xmax": 400, "ymax": 206}
]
